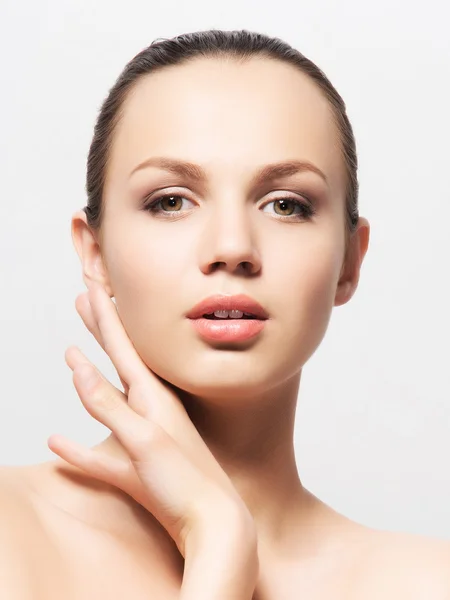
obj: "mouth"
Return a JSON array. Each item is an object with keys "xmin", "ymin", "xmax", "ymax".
[
  {"xmin": 189, "ymin": 311, "xmax": 267, "ymax": 342},
  {"xmin": 186, "ymin": 294, "xmax": 269, "ymax": 321},
  {"xmin": 202, "ymin": 312, "xmax": 259, "ymax": 320}
]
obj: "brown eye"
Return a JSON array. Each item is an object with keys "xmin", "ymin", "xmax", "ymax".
[
  {"xmin": 273, "ymin": 199, "xmax": 296, "ymax": 216},
  {"xmin": 143, "ymin": 193, "xmax": 195, "ymax": 217},
  {"xmin": 160, "ymin": 195, "xmax": 184, "ymax": 211},
  {"xmin": 262, "ymin": 196, "xmax": 315, "ymax": 221}
]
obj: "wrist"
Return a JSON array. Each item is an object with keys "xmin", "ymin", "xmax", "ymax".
[
  {"xmin": 181, "ymin": 536, "xmax": 259, "ymax": 600},
  {"xmin": 187, "ymin": 493, "xmax": 257, "ymax": 557},
  {"xmin": 180, "ymin": 495, "xmax": 259, "ymax": 599}
]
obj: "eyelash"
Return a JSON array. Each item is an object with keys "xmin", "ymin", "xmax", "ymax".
[{"xmin": 142, "ymin": 193, "xmax": 316, "ymax": 221}]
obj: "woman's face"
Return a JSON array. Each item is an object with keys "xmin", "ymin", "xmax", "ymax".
[{"xmin": 93, "ymin": 57, "xmax": 350, "ymax": 400}]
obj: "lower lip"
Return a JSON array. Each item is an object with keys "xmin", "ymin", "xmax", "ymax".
[{"xmin": 189, "ymin": 318, "xmax": 266, "ymax": 342}]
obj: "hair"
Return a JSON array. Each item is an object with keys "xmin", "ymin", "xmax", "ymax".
[{"xmin": 84, "ymin": 29, "xmax": 359, "ymax": 259}]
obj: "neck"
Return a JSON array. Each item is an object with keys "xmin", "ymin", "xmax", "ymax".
[
  {"xmin": 98, "ymin": 370, "xmax": 309, "ymax": 547},
  {"xmin": 177, "ymin": 371, "xmax": 304, "ymax": 542}
]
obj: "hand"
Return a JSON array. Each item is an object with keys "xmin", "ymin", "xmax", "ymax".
[{"xmin": 47, "ymin": 280, "xmax": 256, "ymax": 558}]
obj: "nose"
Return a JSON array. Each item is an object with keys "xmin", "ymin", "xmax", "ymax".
[{"xmin": 198, "ymin": 204, "xmax": 262, "ymax": 276}]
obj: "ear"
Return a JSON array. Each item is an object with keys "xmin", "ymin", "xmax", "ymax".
[
  {"xmin": 334, "ymin": 217, "xmax": 370, "ymax": 307},
  {"xmin": 71, "ymin": 210, "xmax": 114, "ymax": 297}
]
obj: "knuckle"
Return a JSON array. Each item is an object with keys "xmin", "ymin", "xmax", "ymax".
[
  {"xmin": 91, "ymin": 388, "xmax": 123, "ymax": 412},
  {"xmin": 132, "ymin": 421, "xmax": 168, "ymax": 452}
]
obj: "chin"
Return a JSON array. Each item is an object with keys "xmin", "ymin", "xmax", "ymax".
[{"xmin": 149, "ymin": 358, "xmax": 302, "ymax": 406}]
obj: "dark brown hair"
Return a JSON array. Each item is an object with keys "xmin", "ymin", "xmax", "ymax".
[{"xmin": 84, "ymin": 29, "xmax": 359, "ymax": 254}]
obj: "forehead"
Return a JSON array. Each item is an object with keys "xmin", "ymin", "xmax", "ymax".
[{"xmin": 107, "ymin": 57, "xmax": 345, "ymax": 193}]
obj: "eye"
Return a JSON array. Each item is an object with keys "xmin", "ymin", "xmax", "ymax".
[
  {"xmin": 142, "ymin": 193, "xmax": 195, "ymax": 217},
  {"xmin": 261, "ymin": 196, "xmax": 316, "ymax": 221}
]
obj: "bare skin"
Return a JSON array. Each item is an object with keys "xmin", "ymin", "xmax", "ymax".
[
  {"xmin": 2, "ymin": 461, "xmax": 450, "ymax": 599},
  {"xmin": 2, "ymin": 56, "xmax": 450, "ymax": 598}
]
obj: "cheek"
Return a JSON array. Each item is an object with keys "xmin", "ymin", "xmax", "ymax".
[
  {"xmin": 297, "ymin": 252, "xmax": 339, "ymax": 315},
  {"xmin": 101, "ymin": 232, "xmax": 186, "ymax": 350},
  {"xmin": 271, "ymin": 225, "xmax": 342, "ymax": 314},
  {"xmin": 266, "ymin": 234, "xmax": 342, "ymax": 371},
  {"xmin": 105, "ymin": 227, "xmax": 185, "ymax": 300},
  {"xmin": 295, "ymin": 260, "xmax": 337, "ymax": 346}
]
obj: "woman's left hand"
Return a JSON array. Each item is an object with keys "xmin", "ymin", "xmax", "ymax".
[{"xmin": 47, "ymin": 280, "xmax": 256, "ymax": 558}]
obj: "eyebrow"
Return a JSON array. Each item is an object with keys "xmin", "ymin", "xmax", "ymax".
[{"xmin": 129, "ymin": 156, "xmax": 329, "ymax": 188}]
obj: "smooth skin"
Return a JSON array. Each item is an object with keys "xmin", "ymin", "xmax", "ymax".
[{"xmin": 1, "ymin": 56, "xmax": 450, "ymax": 599}]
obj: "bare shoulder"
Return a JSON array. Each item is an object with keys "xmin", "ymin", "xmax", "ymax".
[
  {"xmin": 0, "ymin": 465, "xmax": 42, "ymax": 598},
  {"xmin": 0, "ymin": 465, "xmax": 40, "ymax": 537},
  {"xmin": 0, "ymin": 465, "xmax": 68, "ymax": 600},
  {"xmin": 358, "ymin": 527, "xmax": 450, "ymax": 599}
]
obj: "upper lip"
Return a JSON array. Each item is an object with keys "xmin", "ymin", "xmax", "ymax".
[{"xmin": 186, "ymin": 294, "xmax": 269, "ymax": 320}]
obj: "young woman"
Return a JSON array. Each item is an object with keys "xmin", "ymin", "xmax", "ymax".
[{"xmin": 1, "ymin": 29, "xmax": 449, "ymax": 600}]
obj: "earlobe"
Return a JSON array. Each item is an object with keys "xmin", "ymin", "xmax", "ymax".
[
  {"xmin": 333, "ymin": 217, "xmax": 370, "ymax": 308},
  {"xmin": 333, "ymin": 245, "xmax": 356, "ymax": 308},
  {"xmin": 71, "ymin": 210, "xmax": 114, "ymax": 297},
  {"xmin": 334, "ymin": 279, "xmax": 354, "ymax": 307}
]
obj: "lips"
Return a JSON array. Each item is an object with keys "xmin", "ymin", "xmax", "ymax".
[{"xmin": 186, "ymin": 294, "xmax": 269, "ymax": 320}]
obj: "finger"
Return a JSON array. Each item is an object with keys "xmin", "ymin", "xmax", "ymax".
[
  {"xmin": 75, "ymin": 292, "xmax": 130, "ymax": 394},
  {"xmin": 72, "ymin": 362, "xmax": 207, "ymax": 509},
  {"xmin": 65, "ymin": 343, "xmax": 129, "ymax": 396},
  {"xmin": 86, "ymin": 281, "xmax": 155, "ymax": 388},
  {"xmin": 72, "ymin": 362, "xmax": 161, "ymax": 463},
  {"xmin": 65, "ymin": 345, "xmax": 90, "ymax": 371},
  {"xmin": 66, "ymin": 347, "xmax": 194, "ymax": 464},
  {"xmin": 47, "ymin": 433, "xmax": 130, "ymax": 488},
  {"xmin": 74, "ymin": 364, "xmax": 212, "ymax": 528},
  {"xmin": 75, "ymin": 292, "xmax": 103, "ymax": 347}
]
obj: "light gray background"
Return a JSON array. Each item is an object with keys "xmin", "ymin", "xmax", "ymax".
[{"xmin": 1, "ymin": 0, "xmax": 449, "ymax": 539}]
